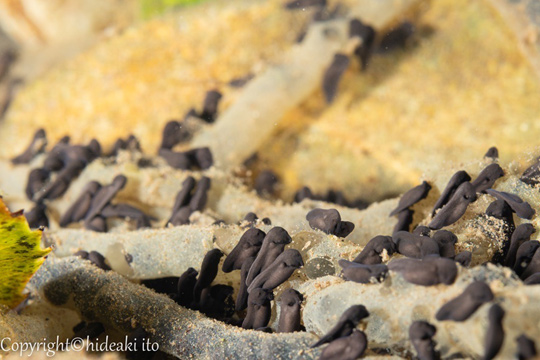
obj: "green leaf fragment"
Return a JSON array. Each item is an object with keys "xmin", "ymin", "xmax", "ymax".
[{"xmin": 0, "ymin": 197, "xmax": 51, "ymax": 309}]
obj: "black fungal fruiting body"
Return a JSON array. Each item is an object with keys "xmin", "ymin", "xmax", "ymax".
[
  {"xmin": 11, "ymin": 128, "xmax": 47, "ymax": 164},
  {"xmin": 25, "ymin": 202, "xmax": 49, "ymax": 229},
  {"xmin": 322, "ymin": 53, "xmax": 350, "ymax": 103},
  {"xmin": 175, "ymin": 267, "xmax": 198, "ymax": 307},
  {"xmin": 235, "ymin": 256, "xmax": 256, "ymax": 311},
  {"xmin": 454, "ymin": 251, "xmax": 472, "ymax": 267},
  {"xmin": 242, "ymin": 288, "xmax": 274, "ymax": 329},
  {"xmin": 435, "ymin": 281, "xmax": 493, "ymax": 322},
  {"xmin": 431, "ymin": 170, "xmax": 471, "ymax": 217},
  {"xmin": 429, "ymin": 182, "xmax": 476, "ymax": 230},
  {"xmin": 471, "ymin": 164, "xmax": 504, "ymax": 193},
  {"xmin": 318, "ymin": 329, "xmax": 368, "ymax": 360},
  {"xmin": 378, "ymin": 22, "xmax": 415, "ymax": 52},
  {"xmin": 483, "ymin": 304, "xmax": 505, "ymax": 360},
  {"xmin": 485, "ymin": 189, "xmax": 535, "ymax": 220},
  {"xmin": 168, "ymin": 176, "xmax": 211, "ymax": 226},
  {"xmin": 513, "ymin": 241, "xmax": 540, "ymax": 277},
  {"xmin": 222, "ymin": 228, "xmax": 265, "ymax": 273},
  {"xmin": 353, "ymin": 235, "xmax": 395, "ymax": 265},
  {"xmin": 349, "ymin": 18, "xmax": 376, "ymax": 70},
  {"xmin": 393, "ymin": 208, "xmax": 414, "ymax": 234},
  {"xmin": 192, "ymin": 249, "xmax": 224, "ymax": 304},
  {"xmin": 393, "ymin": 231, "xmax": 440, "ymax": 259},
  {"xmin": 88, "ymin": 251, "xmax": 111, "ymax": 271},
  {"xmin": 311, "ymin": 305, "xmax": 369, "ymax": 348},
  {"xmin": 277, "ymin": 289, "xmax": 303, "ymax": 333},
  {"xmin": 388, "ymin": 256, "xmax": 457, "ymax": 286},
  {"xmin": 199, "ymin": 90, "xmax": 222, "ymax": 123},
  {"xmin": 521, "ymin": 248, "xmax": 540, "ymax": 279},
  {"xmin": 247, "ymin": 249, "xmax": 303, "ymax": 293},
  {"xmin": 485, "ymin": 199, "xmax": 515, "ymax": 264},
  {"xmin": 505, "ymin": 223, "xmax": 536, "ymax": 268},
  {"xmin": 306, "ymin": 208, "xmax": 354, "ymax": 237},
  {"xmin": 245, "ymin": 227, "xmax": 292, "ymax": 286},
  {"xmin": 339, "ymin": 260, "xmax": 388, "ymax": 283},
  {"xmin": 432, "ymin": 230, "xmax": 457, "ymax": 258},
  {"xmin": 389, "ymin": 181, "xmax": 431, "ymax": 216},
  {"xmin": 520, "ymin": 158, "xmax": 540, "ymax": 186},
  {"xmin": 254, "ymin": 170, "xmax": 279, "ymax": 196},
  {"xmin": 409, "ymin": 321, "xmax": 439, "ymax": 360},
  {"xmin": 516, "ymin": 334, "xmax": 537, "ymax": 360},
  {"xmin": 484, "ymin": 147, "xmax": 498, "ymax": 160}
]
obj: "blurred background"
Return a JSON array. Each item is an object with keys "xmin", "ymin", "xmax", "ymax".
[{"xmin": 0, "ymin": 0, "xmax": 201, "ymax": 118}]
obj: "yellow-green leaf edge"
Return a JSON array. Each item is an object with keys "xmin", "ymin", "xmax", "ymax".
[{"xmin": 0, "ymin": 197, "xmax": 51, "ymax": 309}]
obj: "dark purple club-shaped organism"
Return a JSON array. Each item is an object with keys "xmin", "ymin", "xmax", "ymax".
[
  {"xmin": 431, "ymin": 170, "xmax": 471, "ymax": 217},
  {"xmin": 11, "ymin": 128, "xmax": 47, "ymax": 165},
  {"xmin": 175, "ymin": 267, "xmax": 198, "ymax": 307},
  {"xmin": 524, "ymin": 272, "xmax": 540, "ymax": 285},
  {"xmin": 245, "ymin": 227, "xmax": 292, "ymax": 286},
  {"xmin": 409, "ymin": 321, "xmax": 439, "ymax": 360},
  {"xmin": 353, "ymin": 235, "xmax": 395, "ymax": 265},
  {"xmin": 241, "ymin": 288, "xmax": 273, "ymax": 330},
  {"xmin": 25, "ymin": 168, "xmax": 50, "ymax": 201},
  {"xmin": 192, "ymin": 249, "xmax": 224, "ymax": 304},
  {"xmin": 483, "ymin": 304, "xmax": 505, "ymax": 360},
  {"xmin": 306, "ymin": 208, "xmax": 354, "ymax": 237},
  {"xmin": 318, "ymin": 328, "xmax": 368, "ymax": 360},
  {"xmin": 429, "ymin": 182, "xmax": 476, "ymax": 230},
  {"xmin": 390, "ymin": 181, "xmax": 431, "ymax": 217},
  {"xmin": 189, "ymin": 176, "xmax": 211, "ymax": 212},
  {"xmin": 322, "ymin": 53, "xmax": 350, "ymax": 103},
  {"xmin": 294, "ymin": 186, "xmax": 314, "ymax": 203},
  {"xmin": 388, "ymin": 256, "xmax": 457, "ymax": 286},
  {"xmin": 199, "ymin": 90, "xmax": 222, "ymax": 123},
  {"xmin": 222, "ymin": 228, "xmax": 265, "ymax": 273},
  {"xmin": 393, "ymin": 208, "xmax": 414, "ymax": 234},
  {"xmin": 392, "ymin": 231, "xmax": 440, "ymax": 259},
  {"xmin": 25, "ymin": 202, "xmax": 49, "ymax": 229},
  {"xmin": 505, "ymin": 223, "xmax": 536, "ymax": 268},
  {"xmin": 516, "ymin": 334, "xmax": 537, "ymax": 360},
  {"xmin": 485, "ymin": 199, "xmax": 515, "ymax": 264},
  {"xmin": 60, "ymin": 181, "xmax": 101, "ymax": 227},
  {"xmin": 254, "ymin": 170, "xmax": 279, "ymax": 197},
  {"xmin": 413, "ymin": 225, "xmax": 431, "ymax": 236},
  {"xmin": 85, "ymin": 175, "xmax": 127, "ymax": 221},
  {"xmin": 160, "ymin": 120, "xmax": 189, "ymax": 150},
  {"xmin": 520, "ymin": 158, "xmax": 540, "ymax": 186},
  {"xmin": 247, "ymin": 249, "xmax": 303, "ymax": 293},
  {"xmin": 88, "ymin": 251, "xmax": 111, "ymax": 271},
  {"xmin": 485, "ymin": 189, "xmax": 535, "ymax": 220},
  {"xmin": 185, "ymin": 147, "xmax": 214, "ymax": 170},
  {"xmin": 277, "ymin": 289, "xmax": 303, "ymax": 333},
  {"xmin": 378, "ymin": 22, "xmax": 415, "ymax": 52},
  {"xmin": 513, "ymin": 241, "xmax": 540, "ymax": 277},
  {"xmin": 169, "ymin": 177, "xmax": 196, "ymax": 219},
  {"xmin": 454, "ymin": 251, "xmax": 472, "ymax": 267},
  {"xmin": 435, "ymin": 281, "xmax": 493, "ymax": 322},
  {"xmin": 34, "ymin": 160, "xmax": 85, "ymax": 202},
  {"xmin": 349, "ymin": 18, "xmax": 376, "ymax": 70},
  {"xmin": 311, "ymin": 305, "xmax": 369, "ymax": 348},
  {"xmin": 432, "ymin": 230, "xmax": 457, "ymax": 258},
  {"xmin": 339, "ymin": 260, "xmax": 388, "ymax": 283},
  {"xmin": 235, "ymin": 256, "xmax": 255, "ymax": 311},
  {"xmin": 521, "ymin": 248, "xmax": 540, "ymax": 280},
  {"xmin": 484, "ymin": 147, "xmax": 498, "ymax": 160},
  {"xmin": 471, "ymin": 163, "xmax": 504, "ymax": 193}
]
